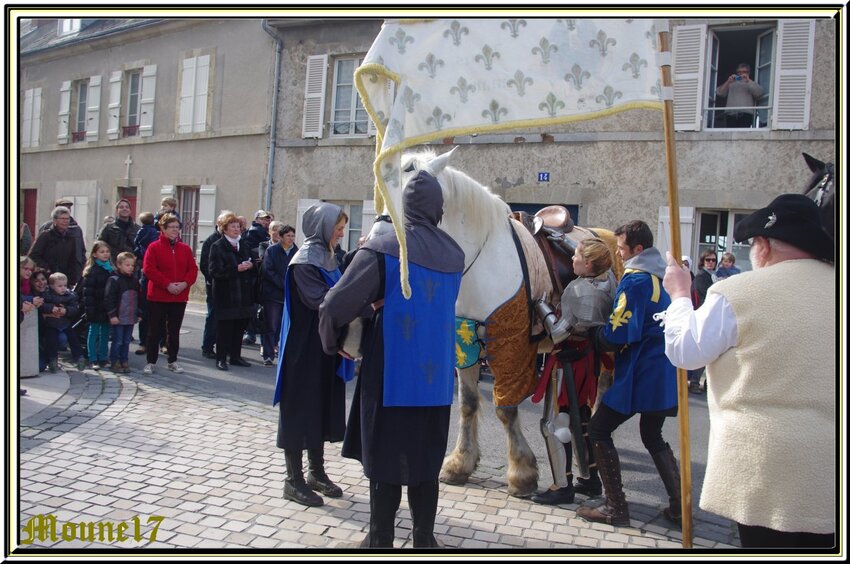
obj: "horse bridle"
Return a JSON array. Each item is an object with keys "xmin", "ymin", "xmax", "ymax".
[{"xmin": 812, "ymin": 167, "xmax": 833, "ymax": 208}]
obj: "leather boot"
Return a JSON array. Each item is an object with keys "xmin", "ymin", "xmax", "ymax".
[
  {"xmin": 306, "ymin": 447, "xmax": 342, "ymax": 498},
  {"xmin": 576, "ymin": 441, "xmax": 630, "ymax": 526},
  {"xmin": 361, "ymin": 480, "xmax": 399, "ymax": 547},
  {"xmin": 283, "ymin": 450, "xmax": 323, "ymax": 507},
  {"xmin": 651, "ymin": 444, "xmax": 682, "ymax": 524},
  {"xmin": 408, "ymin": 480, "xmax": 444, "ymax": 548}
]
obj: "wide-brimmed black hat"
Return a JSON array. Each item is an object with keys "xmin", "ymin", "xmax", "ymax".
[{"xmin": 733, "ymin": 193, "xmax": 833, "ymax": 261}]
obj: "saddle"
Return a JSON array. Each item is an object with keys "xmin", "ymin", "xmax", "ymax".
[{"xmin": 512, "ymin": 206, "xmax": 593, "ymax": 298}]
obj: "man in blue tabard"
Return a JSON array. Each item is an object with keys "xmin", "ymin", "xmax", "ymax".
[
  {"xmin": 319, "ymin": 170, "xmax": 464, "ymax": 548},
  {"xmin": 576, "ymin": 220, "xmax": 680, "ymax": 527}
]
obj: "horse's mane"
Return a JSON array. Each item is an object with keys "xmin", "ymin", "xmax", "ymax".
[{"xmin": 402, "ymin": 150, "xmax": 511, "ymax": 236}]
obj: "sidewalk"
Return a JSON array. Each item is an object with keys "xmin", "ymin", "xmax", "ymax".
[{"xmin": 16, "ymin": 362, "xmax": 740, "ymax": 553}]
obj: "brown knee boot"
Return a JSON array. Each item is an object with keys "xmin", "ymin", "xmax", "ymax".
[
  {"xmin": 576, "ymin": 441, "xmax": 630, "ymax": 526},
  {"xmin": 651, "ymin": 444, "xmax": 682, "ymax": 524}
]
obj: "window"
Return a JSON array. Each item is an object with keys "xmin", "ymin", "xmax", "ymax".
[
  {"xmin": 123, "ymin": 70, "xmax": 142, "ymax": 137},
  {"xmin": 302, "ymin": 54, "xmax": 386, "ymax": 139},
  {"xmin": 178, "ymin": 186, "xmax": 200, "ymax": 254},
  {"xmin": 58, "ymin": 19, "xmax": 80, "ymax": 37},
  {"xmin": 108, "ymin": 66, "xmax": 156, "ymax": 140},
  {"xmin": 672, "ymin": 20, "xmax": 815, "ymax": 131},
  {"xmin": 330, "ymin": 58, "xmax": 369, "ymax": 136},
  {"xmin": 22, "ymin": 87, "xmax": 42, "ymax": 148},
  {"xmin": 695, "ymin": 210, "xmax": 753, "ymax": 272},
  {"xmin": 703, "ymin": 27, "xmax": 774, "ymax": 129},
  {"xmin": 72, "ymin": 80, "xmax": 89, "ymax": 142},
  {"xmin": 178, "ymin": 55, "xmax": 210, "ymax": 134}
]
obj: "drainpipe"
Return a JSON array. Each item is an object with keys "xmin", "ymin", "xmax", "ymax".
[{"xmin": 262, "ymin": 20, "xmax": 284, "ymax": 213}]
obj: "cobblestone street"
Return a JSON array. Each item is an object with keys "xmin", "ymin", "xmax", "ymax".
[{"xmin": 15, "ymin": 365, "xmax": 740, "ymax": 554}]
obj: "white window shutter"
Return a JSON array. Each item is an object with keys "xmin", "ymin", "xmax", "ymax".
[
  {"xmin": 31, "ymin": 87, "xmax": 42, "ymax": 147},
  {"xmin": 139, "ymin": 64, "xmax": 157, "ymax": 137},
  {"xmin": 295, "ymin": 198, "xmax": 321, "ymax": 247},
  {"xmin": 772, "ymin": 20, "xmax": 814, "ymax": 130},
  {"xmin": 22, "ymin": 88, "xmax": 33, "ymax": 148},
  {"xmin": 197, "ymin": 184, "xmax": 217, "ymax": 260},
  {"xmin": 656, "ymin": 206, "xmax": 695, "ymax": 259},
  {"xmin": 672, "ymin": 24, "xmax": 706, "ymax": 131},
  {"xmin": 107, "ymin": 71, "xmax": 122, "ymax": 140},
  {"xmin": 193, "ymin": 55, "xmax": 210, "ymax": 132},
  {"xmin": 178, "ymin": 57, "xmax": 196, "ymax": 134},
  {"xmin": 86, "ymin": 75, "xmax": 101, "ymax": 142},
  {"xmin": 302, "ymin": 54, "xmax": 328, "ymax": 138},
  {"xmin": 58, "ymin": 80, "xmax": 71, "ymax": 144}
]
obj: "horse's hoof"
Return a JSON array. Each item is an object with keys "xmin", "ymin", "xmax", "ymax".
[
  {"xmin": 507, "ymin": 485, "xmax": 537, "ymax": 499},
  {"xmin": 439, "ymin": 470, "xmax": 470, "ymax": 486}
]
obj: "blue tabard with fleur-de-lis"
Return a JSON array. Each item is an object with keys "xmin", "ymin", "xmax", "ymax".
[{"xmin": 382, "ymin": 255, "xmax": 461, "ymax": 407}]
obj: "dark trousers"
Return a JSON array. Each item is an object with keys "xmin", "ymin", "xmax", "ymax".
[
  {"xmin": 725, "ymin": 112, "xmax": 754, "ymax": 128},
  {"xmin": 137, "ymin": 277, "xmax": 149, "ymax": 346},
  {"xmin": 43, "ymin": 326, "xmax": 83, "ymax": 361},
  {"xmin": 216, "ymin": 317, "xmax": 250, "ymax": 362},
  {"xmin": 202, "ymin": 287, "xmax": 217, "ymax": 353},
  {"xmin": 146, "ymin": 301, "xmax": 186, "ymax": 364},
  {"xmin": 588, "ymin": 403, "xmax": 669, "ymax": 455},
  {"xmin": 737, "ymin": 523, "xmax": 834, "ymax": 549},
  {"xmin": 260, "ymin": 301, "xmax": 283, "ymax": 361}
]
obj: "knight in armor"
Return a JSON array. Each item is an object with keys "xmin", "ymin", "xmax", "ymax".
[
  {"xmin": 532, "ymin": 237, "xmax": 616, "ymax": 505},
  {"xmin": 318, "ymin": 170, "xmax": 464, "ymax": 548}
]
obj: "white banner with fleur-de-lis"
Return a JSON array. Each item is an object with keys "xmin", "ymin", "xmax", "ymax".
[{"xmin": 356, "ymin": 18, "xmax": 666, "ymax": 297}]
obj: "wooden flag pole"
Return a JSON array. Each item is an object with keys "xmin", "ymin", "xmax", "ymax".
[{"xmin": 659, "ymin": 27, "xmax": 694, "ymax": 549}]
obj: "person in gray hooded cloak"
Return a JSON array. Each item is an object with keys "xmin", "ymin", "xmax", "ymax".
[{"xmin": 272, "ymin": 203, "xmax": 350, "ymax": 507}]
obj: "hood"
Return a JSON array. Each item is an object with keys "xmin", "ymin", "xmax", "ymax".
[
  {"xmin": 364, "ymin": 170, "xmax": 464, "ymax": 273},
  {"xmin": 289, "ymin": 202, "xmax": 342, "ymax": 272},
  {"xmin": 623, "ymin": 246, "xmax": 666, "ymax": 278}
]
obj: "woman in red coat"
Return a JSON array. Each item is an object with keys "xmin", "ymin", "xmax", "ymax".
[{"xmin": 141, "ymin": 214, "xmax": 198, "ymax": 375}]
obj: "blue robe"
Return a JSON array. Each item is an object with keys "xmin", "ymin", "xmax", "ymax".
[{"xmin": 601, "ymin": 268, "xmax": 677, "ymax": 415}]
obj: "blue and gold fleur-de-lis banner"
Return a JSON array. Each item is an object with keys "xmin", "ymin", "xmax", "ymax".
[{"xmin": 355, "ymin": 18, "xmax": 666, "ymax": 298}]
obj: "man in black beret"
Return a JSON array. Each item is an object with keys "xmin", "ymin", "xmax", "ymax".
[{"xmin": 661, "ymin": 193, "xmax": 834, "ymax": 548}]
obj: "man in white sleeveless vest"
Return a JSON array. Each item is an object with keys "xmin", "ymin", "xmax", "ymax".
[{"xmin": 662, "ymin": 193, "xmax": 835, "ymax": 549}]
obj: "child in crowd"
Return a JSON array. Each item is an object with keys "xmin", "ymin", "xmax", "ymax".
[
  {"xmin": 133, "ymin": 211, "xmax": 159, "ymax": 356},
  {"xmin": 105, "ymin": 252, "xmax": 141, "ymax": 373},
  {"xmin": 29, "ymin": 269, "xmax": 50, "ymax": 371},
  {"xmin": 134, "ymin": 212, "xmax": 160, "ymax": 261},
  {"xmin": 715, "ymin": 252, "xmax": 741, "ymax": 280},
  {"xmin": 40, "ymin": 272, "xmax": 86, "ymax": 372},
  {"xmin": 154, "ymin": 197, "xmax": 181, "ymax": 230},
  {"xmin": 82, "ymin": 241, "xmax": 115, "ymax": 369}
]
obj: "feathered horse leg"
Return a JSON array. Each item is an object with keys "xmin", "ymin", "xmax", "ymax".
[
  {"xmin": 495, "ymin": 405, "xmax": 539, "ymax": 498},
  {"xmin": 440, "ymin": 366, "xmax": 482, "ymax": 485}
]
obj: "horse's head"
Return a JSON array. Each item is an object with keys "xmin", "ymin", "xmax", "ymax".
[
  {"xmin": 365, "ymin": 148, "xmax": 511, "ymax": 267},
  {"xmin": 801, "ymin": 152, "xmax": 835, "ymax": 239}
]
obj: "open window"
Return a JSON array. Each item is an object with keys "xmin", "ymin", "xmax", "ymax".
[
  {"xmin": 107, "ymin": 65, "xmax": 156, "ymax": 140},
  {"xmin": 673, "ymin": 20, "xmax": 814, "ymax": 131},
  {"xmin": 301, "ymin": 54, "xmax": 391, "ymax": 139}
]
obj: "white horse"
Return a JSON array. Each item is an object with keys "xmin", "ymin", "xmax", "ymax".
[{"xmin": 366, "ymin": 147, "xmax": 546, "ymax": 497}]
